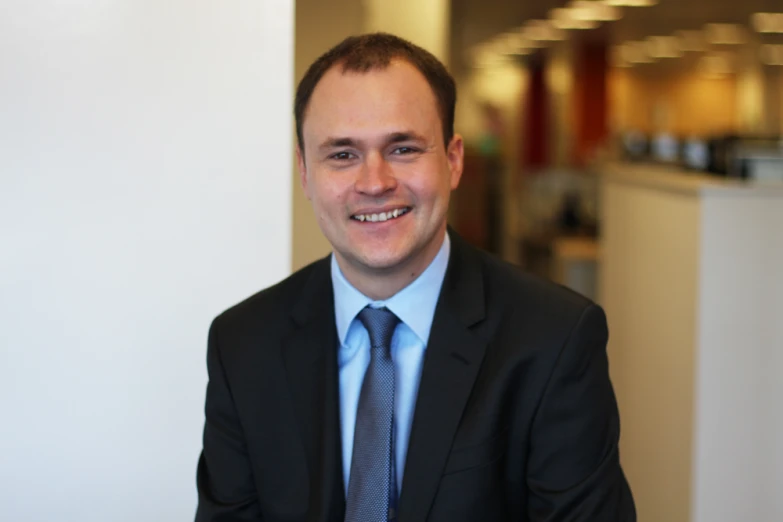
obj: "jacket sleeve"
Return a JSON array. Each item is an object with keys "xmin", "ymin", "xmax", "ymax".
[
  {"xmin": 526, "ymin": 304, "xmax": 636, "ymax": 521},
  {"xmin": 195, "ymin": 318, "xmax": 263, "ymax": 521}
]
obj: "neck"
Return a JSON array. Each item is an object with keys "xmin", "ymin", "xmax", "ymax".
[{"xmin": 336, "ymin": 229, "xmax": 447, "ymax": 301}]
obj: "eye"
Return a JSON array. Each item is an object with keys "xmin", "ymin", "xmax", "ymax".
[
  {"xmin": 329, "ymin": 151, "xmax": 357, "ymax": 161},
  {"xmin": 392, "ymin": 146, "xmax": 419, "ymax": 155}
]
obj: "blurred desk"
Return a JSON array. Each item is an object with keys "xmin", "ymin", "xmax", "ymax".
[
  {"xmin": 520, "ymin": 234, "xmax": 599, "ymax": 301},
  {"xmin": 552, "ymin": 236, "xmax": 599, "ymax": 301}
]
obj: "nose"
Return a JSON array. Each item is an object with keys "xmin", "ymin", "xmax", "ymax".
[{"xmin": 354, "ymin": 151, "xmax": 397, "ymax": 196}]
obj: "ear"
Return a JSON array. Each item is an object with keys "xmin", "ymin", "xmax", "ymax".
[
  {"xmin": 446, "ymin": 134, "xmax": 464, "ymax": 190},
  {"xmin": 296, "ymin": 145, "xmax": 310, "ymax": 199}
]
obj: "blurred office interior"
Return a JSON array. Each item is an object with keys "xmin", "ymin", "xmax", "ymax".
[{"xmin": 295, "ymin": 1, "xmax": 783, "ymax": 521}]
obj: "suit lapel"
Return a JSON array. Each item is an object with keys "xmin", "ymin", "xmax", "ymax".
[
  {"xmin": 281, "ymin": 257, "xmax": 346, "ymax": 522},
  {"xmin": 398, "ymin": 232, "xmax": 488, "ymax": 522}
]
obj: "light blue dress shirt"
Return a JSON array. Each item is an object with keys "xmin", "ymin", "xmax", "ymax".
[{"xmin": 330, "ymin": 232, "xmax": 451, "ymax": 494}]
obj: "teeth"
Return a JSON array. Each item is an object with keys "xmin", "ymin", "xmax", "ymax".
[{"xmin": 354, "ymin": 208, "xmax": 408, "ymax": 222}]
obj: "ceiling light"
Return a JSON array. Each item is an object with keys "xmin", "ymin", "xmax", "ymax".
[
  {"xmin": 504, "ymin": 32, "xmax": 529, "ymax": 50},
  {"xmin": 471, "ymin": 46, "xmax": 512, "ymax": 68},
  {"xmin": 505, "ymin": 47, "xmax": 534, "ymax": 57},
  {"xmin": 699, "ymin": 53, "xmax": 734, "ymax": 77},
  {"xmin": 646, "ymin": 36, "xmax": 683, "ymax": 58},
  {"xmin": 621, "ymin": 41, "xmax": 655, "ymax": 63},
  {"xmin": 569, "ymin": 1, "xmax": 623, "ymax": 21},
  {"xmin": 552, "ymin": 18, "xmax": 600, "ymax": 30},
  {"xmin": 491, "ymin": 34, "xmax": 539, "ymax": 57},
  {"xmin": 492, "ymin": 35, "xmax": 524, "ymax": 55},
  {"xmin": 752, "ymin": 13, "xmax": 783, "ymax": 33},
  {"xmin": 676, "ymin": 30, "xmax": 707, "ymax": 52},
  {"xmin": 611, "ymin": 46, "xmax": 633, "ymax": 67},
  {"xmin": 550, "ymin": 8, "xmax": 601, "ymax": 29},
  {"xmin": 760, "ymin": 44, "xmax": 783, "ymax": 65},
  {"xmin": 705, "ymin": 24, "xmax": 746, "ymax": 45},
  {"xmin": 522, "ymin": 20, "xmax": 567, "ymax": 41},
  {"xmin": 603, "ymin": 0, "xmax": 657, "ymax": 6}
]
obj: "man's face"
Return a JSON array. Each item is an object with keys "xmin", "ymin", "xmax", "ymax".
[{"xmin": 297, "ymin": 59, "xmax": 463, "ymax": 280}]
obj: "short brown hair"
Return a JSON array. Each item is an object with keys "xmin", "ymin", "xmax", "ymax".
[{"xmin": 294, "ymin": 33, "xmax": 457, "ymax": 153}]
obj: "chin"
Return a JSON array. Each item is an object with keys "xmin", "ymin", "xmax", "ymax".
[{"xmin": 356, "ymin": 251, "xmax": 410, "ymax": 271}]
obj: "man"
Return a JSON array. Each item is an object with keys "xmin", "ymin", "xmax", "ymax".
[{"xmin": 195, "ymin": 33, "xmax": 635, "ymax": 521}]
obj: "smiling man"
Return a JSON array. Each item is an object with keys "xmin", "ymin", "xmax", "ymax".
[{"xmin": 195, "ymin": 33, "xmax": 635, "ymax": 522}]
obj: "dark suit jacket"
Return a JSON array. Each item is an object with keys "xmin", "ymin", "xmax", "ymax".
[{"xmin": 195, "ymin": 231, "xmax": 635, "ymax": 521}]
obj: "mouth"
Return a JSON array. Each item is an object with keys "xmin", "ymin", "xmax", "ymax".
[{"xmin": 350, "ymin": 207, "xmax": 411, "ymax": 223}]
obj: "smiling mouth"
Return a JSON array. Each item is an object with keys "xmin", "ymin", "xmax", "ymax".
[{"xmin": 351, "ymin": 207, "xmax": 411, "ymax": 223}]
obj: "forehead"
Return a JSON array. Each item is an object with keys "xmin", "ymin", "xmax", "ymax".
[{"xmin": 303, "ymin": 60, "xmax": 441, "ymax": 142}]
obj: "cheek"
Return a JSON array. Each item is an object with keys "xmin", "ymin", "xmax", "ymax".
[
  {"xmin": 312, "ymin": 182, "xmax": 349, "ymax": 217},
  {"xmin": 407, "ymin": 169, "xmax": 452, "ymax": 205}
]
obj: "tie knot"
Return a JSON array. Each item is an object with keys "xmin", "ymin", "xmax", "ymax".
[{"xmin": 357, "ymin": 306, "xmax": 400, "ymax": 352}]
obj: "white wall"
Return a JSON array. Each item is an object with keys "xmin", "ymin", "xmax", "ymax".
[
  {"xmin": 599, "ymin": 180, "xmax": 700, "ymax": 522},
  {"xmin": 692, "ymin": 193, "xmax": 783, "ymax": 522},
  {"xmin": 0, "ymin": 2, "xmax": 293, "ymax": 521},
  {"xmin": 600, "ymin": 165, "xmax": 783, "ymax": 522}
]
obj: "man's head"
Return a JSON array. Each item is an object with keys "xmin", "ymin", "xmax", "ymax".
[
  {"xmin": 294, "ymin": 33, "xmax": 463, "ymax": 298},
  {"xmin": 295, "ymin": 33, "xmax": 457, "ymax": 153}
]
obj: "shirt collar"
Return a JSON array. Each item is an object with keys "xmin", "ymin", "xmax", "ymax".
[{"xmin": 331, "ymin": 232, "xmax": 451, "ymax": 346}]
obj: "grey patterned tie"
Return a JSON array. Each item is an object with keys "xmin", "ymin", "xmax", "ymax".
[{"xmin": 345, "ymin": 306, "xmax": 400, "ymax": 522}]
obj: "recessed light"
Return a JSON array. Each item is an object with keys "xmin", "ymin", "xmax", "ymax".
[
  {"xmin": 760, "ymin": 44, "xmax": 783, "ymax": 65},
  {"xmin": 522, "ymin": 20, "xmax": 567, "ymax": 41},
  {"xmin": 705, "ymin": 24, "xmax": 746, "ymax": 45},
  {"xmin": 611, "ymin": 48, "xmax": 633, "ymax": 67},
  {"xmin": 550, "ymin": 8, "xmax": 601, "ymax": 29},
  {"xmin": 699, "ymin": 53, "xmax": 734, "ymax": 76},
  {"xmin": 676, "ymin": 30, "xmax": 707, "ymax": 52},
  {"xmin": 752, "ymin": 13, "xmax": 783, "ymax": 33},
  {"xmin": 503, "ymin": 32, "xmax": 529, "ymax": 50},
  {"xmin": 646, "ymin": 36, "xmax": 683, "ymax": 58},
  {"xmin": 471, "ymin": 47, "xmax": 512, "ymax": 69},
  {"xmin": 569, "ymin": 1, "xmax": 623, "ymax": 21},
  {"xmin": 603, "ymin": 0, "xmax": 657, "ymax": 6},
  {"xmin": 621, "ymin": 41, "xmax": 655, "ymax": 63}
]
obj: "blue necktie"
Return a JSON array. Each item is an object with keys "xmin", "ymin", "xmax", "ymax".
[{"xmin": 345, "ymin": 306, "xmax": 400, "ymax": 522}]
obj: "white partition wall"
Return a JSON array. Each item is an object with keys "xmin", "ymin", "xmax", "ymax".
[
  {"xmin": 599, "ymin": 163, "xmax": 783, "ymax": 522},
  {"xmin": 0, "ymin": 2, "xmax": 293, "ymax": 521}
]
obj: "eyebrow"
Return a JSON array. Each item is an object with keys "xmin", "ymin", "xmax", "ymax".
[
  {"xmin": 387, "ymin": 131, "xmax": 426, "ymax": 144},
  {"xmin": 318, "ymin": 137, "xmax": 358, "ymax": 151},
  {"xmin": 317, "ymin": 131, "xmax": 427, "ymax": 152}
]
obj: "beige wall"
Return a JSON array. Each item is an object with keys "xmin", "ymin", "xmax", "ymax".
[
  {"xmin": 762, "ymin": 66, "xmax": 783, "ymax": 135},
  {"xmin": 610, "ymin": 67, "xmax": 739, "ymax": 136},
  {"xmin": 610, "ymin": 62, "xmax": 783, "ymax": 137},
  {"xmin": 293, "ymin": 0, "xmax": 364, "ymax": 271},
  {"xmin": 599, "ymin": 180, "xmax": 699, "ymax": 522},
  {"xmin": 364, "ymin": 0, "xmax": 450, "ymax": 62}
]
